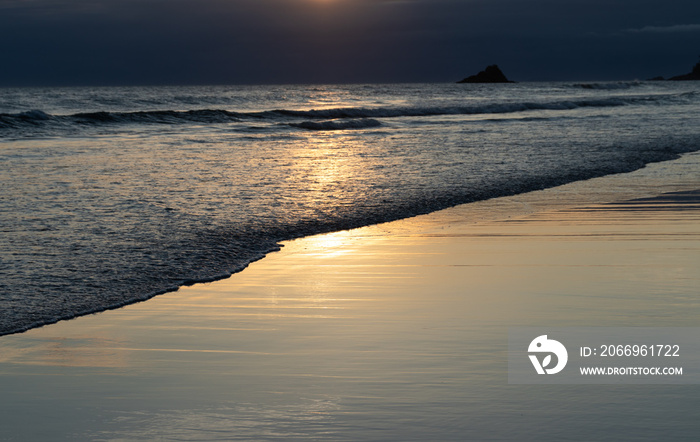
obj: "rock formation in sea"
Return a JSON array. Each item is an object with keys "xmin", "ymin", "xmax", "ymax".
[
  {"xmin": 457, "ymin": 65, "xmax": 514, "ymax": 83},
  {"xmin": 668, "ymin": 59, "xmax": 700, "ymax": 81}
]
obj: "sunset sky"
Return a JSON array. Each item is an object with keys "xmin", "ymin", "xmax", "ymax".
[{"xmin": 1, "ymin": 0, "xmax": 699, "ymax": 86}]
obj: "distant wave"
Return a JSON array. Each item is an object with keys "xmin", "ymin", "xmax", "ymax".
[
  {"xmin": 0, "ymin": 92, "xmax": 694, "ymax": 137},
  {"xmin": 571, "ymin": 81, "xmax": 643, "ymax": 90},
  {"xmin": 290, "ymin": 118, "xmax": 382, "ymax": 131},
  {"xmin": 258, "ymin": 92, "xmax": 695, "ymax": 120},
  {"xmin": 0, "ymin": 109, "xmax": 243, "ymax": 130},
  {"xmin": 256, "ymin": 99, "xmax": 627, "ymax": 120}
]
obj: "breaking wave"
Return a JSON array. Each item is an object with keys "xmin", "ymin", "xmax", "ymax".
[
  {"xmin": 290, "ymin": 118, "xmax": 382, "ymax": 131},
  {"xmin": 572, "ymin": 81, "xmax": 644, "ymax": 90},
  {"xmin": 1, "ymin": 91, "xmax": 694, "ymax": 138}
]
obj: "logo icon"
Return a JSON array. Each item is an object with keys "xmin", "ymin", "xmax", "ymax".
[{"xmin": 528, "ymin": 335, "xmax": 568, "ymax": 374}]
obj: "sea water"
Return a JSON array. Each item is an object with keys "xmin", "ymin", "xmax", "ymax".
[{"xmin": 1, "ymin": 81, "xmax": 700, "ymax": 335}]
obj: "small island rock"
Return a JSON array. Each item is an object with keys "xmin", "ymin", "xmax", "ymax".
[
  {"xmin": 668, "ymin": 60, "xmax": 700, "ymax": 81},
  {"xmin": 458, "ymin": 65, "xmax": 514, "ymax": 83}
]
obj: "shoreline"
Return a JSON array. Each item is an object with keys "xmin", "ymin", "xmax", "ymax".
[{"xmin": 0, "ymin": 152, "xmax": 699, "ymax": 440}]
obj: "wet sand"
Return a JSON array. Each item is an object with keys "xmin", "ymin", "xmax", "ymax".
[{"xmin": 1, "ymin": 160, "xmax": 699, "ymax": 440}]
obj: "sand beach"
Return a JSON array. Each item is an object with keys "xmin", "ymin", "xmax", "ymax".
[{"xmin": 0, "ymin": 153, "xmax": 699, "ymax": 441}]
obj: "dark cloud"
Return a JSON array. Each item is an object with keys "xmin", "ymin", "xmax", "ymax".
[{"xmin": 1, "ymin": 0, "xmax": 699, "ymax": 85}]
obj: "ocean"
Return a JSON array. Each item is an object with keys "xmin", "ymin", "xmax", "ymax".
[{"xmin": 2, "ymin": 81, "xmax": 699, "ymax": 335}]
